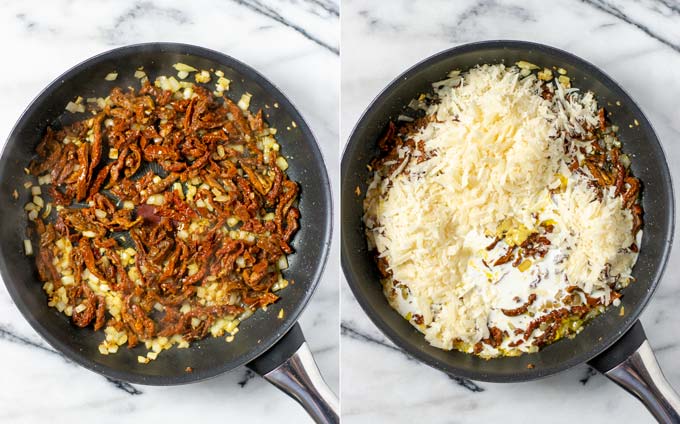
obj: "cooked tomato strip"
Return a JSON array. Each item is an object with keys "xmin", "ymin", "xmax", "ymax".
[{"xmin": 28, "ymin": 75, "xmax": 299, "ymax": 353}]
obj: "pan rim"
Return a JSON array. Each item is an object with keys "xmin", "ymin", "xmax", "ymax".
[
  {"xmin": 341, "ymin": 39, "xmax": 675, "ymax": 382},
  {"xmin": 0, "ymin": 42, "xmax": 333, "ymax": 385}
]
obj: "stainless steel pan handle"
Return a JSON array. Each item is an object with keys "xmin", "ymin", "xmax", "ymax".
[
  {"xmin": 589, "ymin": 321, "xmax": 680, "ymax": 423},
  {"xmin": 262, "ymin": 341, "xmax": 339, "ymax": 423},
  {"xmin": 247, "ymin": 323, "xmax": 339, "ymax": 424}
]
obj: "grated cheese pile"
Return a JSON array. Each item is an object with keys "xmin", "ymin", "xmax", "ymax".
[
  {"xmin": 364, "ymin": 64, "xmax": 639, "ymax": 355},
  {"xmin": 548, "ymin": 179, "xmax": 635, "ymax": 294}
]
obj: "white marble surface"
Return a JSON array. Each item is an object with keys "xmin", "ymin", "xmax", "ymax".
[
  {"xmin": 0, "ymin": 1, "xmax": 338, "ymax": 423},
  {"xmin": 341, "ymin": 1, "xmax": 680, "ymax": 423}
]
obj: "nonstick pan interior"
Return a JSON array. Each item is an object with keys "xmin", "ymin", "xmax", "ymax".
[
  {"xmin": 341, "ymin": 41, "xmax": 674, "ymax": 382},
  {"xmin": 0, "ymin": 43, "xmax": 332, "ymax": 385}
]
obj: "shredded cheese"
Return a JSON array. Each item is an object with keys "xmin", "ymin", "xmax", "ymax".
[
  {"xmin": 364, "ymin": 64, "xmax": 639, "ymax": 354},
  {"xmin": 548, "ymin": 177, "xmax": 635, "ymax": 293}
]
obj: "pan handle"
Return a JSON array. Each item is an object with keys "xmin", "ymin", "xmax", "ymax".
[
  {"xmin": 247, "ymin": 322, "xmax": 339, "ymax": 424},
  {"xmin": 588, "ymin": 320, "xmax": 680, "ymax": 423}
]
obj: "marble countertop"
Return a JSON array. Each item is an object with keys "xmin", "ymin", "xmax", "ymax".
[
  {"xmin": 0, "ymin": 1, "xmax": 338, "ymax": 423},
  {"xmin": 341, "ymin": 1, "xmax": 680, "ymax": 423}
]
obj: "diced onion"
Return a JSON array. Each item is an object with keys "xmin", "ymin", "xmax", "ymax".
[
  {"xmin": 237, "ymin": 93, "xmax": 252, "ymax": 111},
  {"xmin": 515, "ymin": 60, "xmax": 539, "ymax": 70},
  {"xmin": 104, "ymin": 72, "xmax": 118, "ymax": 81},
  {"xmin": 195, "ymin": 70, "xmax": 211, "ymax": 83},
  {"xmin": 173, "ymin": 63, "xmax": 198, "ymax": 73},
  {"xmin": 277, "ymin": 255, "xmax": 288, "ymax": 270},
  {"xmin": 230, "ymin": 144, "xmax": 245, "ymax": 153},
  {"xmin": 38, "ymin": 174, "xmax": 52, "ymax": 185},
  {"xmin": 146, "ymin": 194, "xmax": 165, "ymax": 206},
  {"xmin": 275, "ymin": 156, "xmax": 288, "ymax": 171},
  {"xmin": 23, "ymin": 239, "xmax": 33, "ymax": 256},
  {"xmin": 42, "ymin": 203, "xmax": 52, "ymax": 218},
  {"xmin": 537, "ymin": 68, "xmax": 553, "ymax": 81},
  {"xmin": 216, "ymin": 77, "xmax": 231, "ymax": 92},
  {"xmin": 65, "ymin": 101, "xmax": 86, "ymax": 113}
]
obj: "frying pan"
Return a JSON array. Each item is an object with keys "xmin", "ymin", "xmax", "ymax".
[
  {"xmin": 341, "ymin": 40, "xmax": 680, "ymax": 423},
  {"xmin": 0, "ymin": 43, "xmax": 338, "ymax": 424}
]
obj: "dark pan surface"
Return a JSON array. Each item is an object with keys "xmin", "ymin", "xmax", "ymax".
[
  {"xmin": 0, "ymin": 43, "xmax": 332, "ymax": 385},
  {"xmin": 341, "ymin": 40, "xmax": 674, "ymax": 382}
]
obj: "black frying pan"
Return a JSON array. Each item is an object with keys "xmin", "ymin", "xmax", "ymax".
[
  {"xmin": 0, "ymin": 43, "xmax": 337, "ymax": 423},
  {"xmin": 341, "ymin": 40, "xmax": 679, "ymax": 423}
]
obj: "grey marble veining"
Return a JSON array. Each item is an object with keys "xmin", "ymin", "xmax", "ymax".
[
  {"xmin": 341, "ymin": 1, "xmax": 680, "ymax": 423},
  {"xmin": 0, "ymin": 0, "xmax": 338, "ymax": 423}
]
